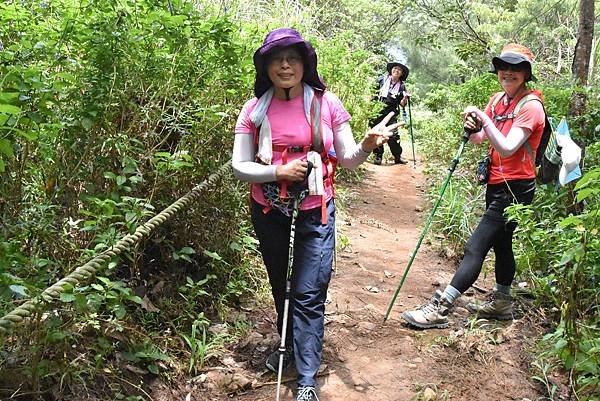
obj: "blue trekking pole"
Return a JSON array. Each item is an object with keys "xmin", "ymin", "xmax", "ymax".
[
  {"xmin": 407, "ymin": 95, "xmax": 416, "ymax": 168},
  {"xmin": 384, "ymin": 119, "xmax": 476, "ymax": 322},
  {"xmin": 276, "ymin": 162, "xmax": 313, "ymax": 401}
]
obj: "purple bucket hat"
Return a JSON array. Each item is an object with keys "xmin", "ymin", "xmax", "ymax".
[{"xmin": 253, "ymin": 28, "xmax": 326, "ymax": 98}]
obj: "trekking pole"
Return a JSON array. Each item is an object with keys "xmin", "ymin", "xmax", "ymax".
[
  {"xmin": 276, "ymin": 162, "xmax": 312, "ymax": 401},
  {"xmin": 407, "ymin": 95, "xmax": 416, "ymax": 168},
  {"xmin": 384, "ymin": 122, "xmax": 475, "ymax": 322}
]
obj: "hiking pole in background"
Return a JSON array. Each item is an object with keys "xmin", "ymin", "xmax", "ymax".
[
  {"xmin": 384, "ymin": 121, "xmax": 476, "ymax": 322},
  {"xmin": 276, "ymin": 162, "xmax": 312, "ymax": 401},
  {"xmin": 407, "ymin": 94, "xmax": 416, "ymax": 168}
]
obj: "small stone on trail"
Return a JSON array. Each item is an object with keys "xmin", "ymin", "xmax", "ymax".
[
  {"xmin": 407, "ymin": 294, "xmax": 413, "ymax": 298},
  {"xmin": 364, "ymin": 286, "xmax": 380, "ymax": 293},
  {"xmin": 415, "ymin": 205, "xmax": 424, "ymax": 212},
  {"xmin": 358, "ymin": 321, "xmax": 376, "ymax": 331},
  {"xmin": 407, "ymin": 363, "xmax": 417, "ymax": 369},
  {"xmin": 222, "ymin": 356, "xmax": 238, "ymax": 367},
  {"xmin": 384, "ymin": 270, "xmax": 395, "ymax": 278},
  {"xmin": 518, "ymin": 281, "xmax": 528, "ymax": 288},
  {"xmin": 204, "ymin": 368, "xmax": 252, "ymax": 393},
  {"xmin": 422, "ymin": 387, "xmax": 437, "ymax": 401},
  {"xmin": 431, "ymin": 279, "xmax": 441, "ymax": 287},
  {"xmin": 238, "ymin": 332, "xmax": 263, "ymax": 349},
  {"xmin": 412, "ymin": 357, "xmax": 423, "ymax": 363},
  {"xmin": 354, "ymin": 384, "xmax": 366, "ymax": 391},
  {"xmin": 208, "ymin": 323, "xmax": 228, "ymax": 335}
]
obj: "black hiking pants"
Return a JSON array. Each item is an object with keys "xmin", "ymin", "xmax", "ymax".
[
  {"xmin": 371, "ymin": 113, "xmax": 403, "ymax": 161},
  {"xmin": 450, "ymin": 179, "xmax": 535, "ymax": 292}
]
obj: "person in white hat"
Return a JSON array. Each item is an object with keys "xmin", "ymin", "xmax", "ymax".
[{"xmin": 371, "ymin": 61, "xmax": 410, "ymax": 165}]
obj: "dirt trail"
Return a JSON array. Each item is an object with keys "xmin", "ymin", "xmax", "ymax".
[{"xmin": 199, "ymin": 160, "xmax": 549, "ymax": 401}]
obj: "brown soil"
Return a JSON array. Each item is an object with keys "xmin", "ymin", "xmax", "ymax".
[{"xmin": 192, "ymin": 159, "xmax": 564, "ymax": 401}]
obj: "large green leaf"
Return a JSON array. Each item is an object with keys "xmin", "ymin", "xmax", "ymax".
[
  {"xmin": 0, "ymin": 104, "xmax": 21, "ymax": 114},
  {"xmin": 0, "ymin": 139, "xmax": 13, "ymax": 157}
]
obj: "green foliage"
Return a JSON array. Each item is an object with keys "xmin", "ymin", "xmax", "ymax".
[
  {"xmin": 391, "ymin": 0, "xmax": 588, "ymax": 96},
  {"xmin": 179, "ymin": 313, "xmax": 218, "ymax": 373},
  {"xmin": 1, "ymin": 0, "xmax": 597, "ymax": 399}
]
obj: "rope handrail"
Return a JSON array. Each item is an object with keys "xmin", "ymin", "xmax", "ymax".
[{"xmin": 0, "ymin": 161, "xmax": 232, "ymax": 336}]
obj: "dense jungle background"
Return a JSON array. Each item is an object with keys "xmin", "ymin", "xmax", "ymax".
[{"xmin": 0, "ymin": 0, "xmax": 598, "ymax": 400}]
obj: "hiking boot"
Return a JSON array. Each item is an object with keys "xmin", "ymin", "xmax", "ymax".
[
  {"xmin": 296, "ymin": 386, "xmax": 319, "ymax": 401},
  {"xmin": 395, "ymin": 158, "xmax": 408, "ymax": 164},
  {"xmin": 265, "ymin": 347, "xmax": 294, "ymax": 373},
  {"xmin": 374, "ymin": 156, "xmax": 382, "ymax": 165},
  {"xmin": 401, "ymin": 290, "xmax": 452, "ymax": 329},
  {"xmin": 466, "ymin": 291, "xmax": 513, "ymax": 320}
]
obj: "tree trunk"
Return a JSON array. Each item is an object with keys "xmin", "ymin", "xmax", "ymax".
[
  {"xmin": 571, "ymin": 0, "xmax": 594, "ymax": 85},
  {"xmin": 569, "ymin": 0, "xmax": 595, "ymax": 139}
]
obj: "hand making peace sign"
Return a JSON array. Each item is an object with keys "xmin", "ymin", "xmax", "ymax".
[{"xmin": 361, "ymin": 112, "xmax": 405, "ymax": 152}]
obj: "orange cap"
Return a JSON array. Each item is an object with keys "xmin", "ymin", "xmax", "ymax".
[{"xmin": 491, "ymin": 43, "xmax": 536, "ymax": 81}]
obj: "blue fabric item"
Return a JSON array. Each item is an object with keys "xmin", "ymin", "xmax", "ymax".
[
  {"xmin": 555, "ymin": 118, "xmax": 582, "ymax": 185},
  {"xmin": 442, "ymin": 285, "xmax": 461, "ymax": 304},
  {"xmin": 251, "ymin": 199, "xmax": 335, "ymax": 387}
]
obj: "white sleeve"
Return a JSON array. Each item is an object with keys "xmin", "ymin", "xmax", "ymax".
[
  {"xmin": 333, "ymin": 122, "xmax": 371, "ymax": 169},
  {"xmin": 481, "ymin": 119, "xmax": 530, "ymax": 157},
  {"xmin": 231, "ymin": 134, "xmax": 277, "ymax": 183}
]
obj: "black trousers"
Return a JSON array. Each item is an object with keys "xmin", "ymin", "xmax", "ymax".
[
  {"xmin": 449, "ymin": 179, "xmax": 536, "ymax": 292},
  {"xmin": 373, "ymin": 133, "xmax": 403, "ymax": 160},
  {"xmin": 371, "ymin": 113, "xmax": 402, "ymax": 160}
]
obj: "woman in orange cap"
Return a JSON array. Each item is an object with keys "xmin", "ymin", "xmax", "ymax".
[{"xmin": 401, "ymin": 44, "xmax": 546, "ymax": 329}]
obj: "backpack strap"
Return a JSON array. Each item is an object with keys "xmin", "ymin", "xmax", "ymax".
[
  {"xmin": 515, "ymin": 94, "xmax": 542, "ymax": 165},
  {"xmin": 491, "ymin": 92, "xmax": 542, "ymax": 166},
  {"xmin": 490, "ymin": 92, "xmax": 505, "ymax": 121},
  {"xmin": 310, "ymin": 93, "xmax": 323, "ymax": 154},
  {"xmin": 310, "ymin": 92, "xmax": 336, "ymax": 224}
]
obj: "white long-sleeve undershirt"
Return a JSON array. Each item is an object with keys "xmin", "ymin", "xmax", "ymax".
[
  {"xmin": 470, "ymin": 114, "xmax": 531, "ymax": 158},
  {"xmin": 231, "ymin": 122, "xmax": 370, "ymax": 183}
]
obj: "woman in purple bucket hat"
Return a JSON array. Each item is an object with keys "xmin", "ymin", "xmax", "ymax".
[{"xmin": 232, "ymin": 28, "xmax": 400, "ymax": 400}]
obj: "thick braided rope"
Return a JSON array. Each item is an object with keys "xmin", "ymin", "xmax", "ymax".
[{"xmin": 0, "ymin": 161, "xmax": 231, "ymax": 336}]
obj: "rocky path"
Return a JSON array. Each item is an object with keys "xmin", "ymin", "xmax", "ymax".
[{"xmin": 196, "ymin": 159, "xmax": 549, "ymax": 401}]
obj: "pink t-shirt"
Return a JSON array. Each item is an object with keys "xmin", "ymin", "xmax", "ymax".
[
  {"xmin": 484, "ymin": 91, "xmax": 546, "ymax": 184},
  {"xmin": 235, "ymin": 91, "xmax": 351, "ymax": 210}
]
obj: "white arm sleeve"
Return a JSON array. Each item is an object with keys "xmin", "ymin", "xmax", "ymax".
[
  {"xmin": 333, "ymin": 122, "xmax": 371, "ymax": 169},
  {"xmin": 481, "ymin": 115, "xmax": 530, "ymax": 157},
  {"xmin": 468, "ymin": 129, "xmax": 486, "ymax": 144},
  {"xmin": 231, "ymin": 134, "xmax": 277, "ymax": 183}
]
